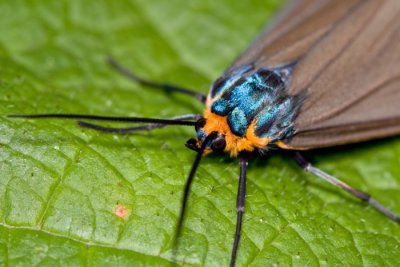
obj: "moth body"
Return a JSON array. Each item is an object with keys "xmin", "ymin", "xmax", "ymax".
[{"xmin": 194, "ymin": 65, "xmax": 303, "ymax": 156}]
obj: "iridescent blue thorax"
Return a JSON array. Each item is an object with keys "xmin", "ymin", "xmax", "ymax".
[{"xmin": 201, "ymin": 64, "xmax": 304, "ymax": 153}]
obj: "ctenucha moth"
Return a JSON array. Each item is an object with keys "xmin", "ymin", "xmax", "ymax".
[{"xmin": 8, "ymin": 0, "xmax": 400, "ymax": 266}]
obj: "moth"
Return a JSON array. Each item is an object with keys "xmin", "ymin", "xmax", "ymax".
[{"xmin": 9, "ymin": 0, "xmax": 400, "ymax": 266}]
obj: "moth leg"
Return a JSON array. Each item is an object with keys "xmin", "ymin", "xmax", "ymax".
[
  {"xmin": 230, "ymin": 156, "xmax": 248, "ymax": 267},
  {"xmin": 77, "ymin": 114, "xmax": 202, "ymax": 134},
  {"xmin": 108, "ymin": 57, "xmax": 206, "ymax": 103},
  {"xmin": 293, "ymin": 152, "xmax": 400, "ymax": 223}
]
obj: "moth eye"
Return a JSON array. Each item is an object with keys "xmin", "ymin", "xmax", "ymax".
[
  {"xmin": 185, "ymin": 138, "xmax": 199, "ymax": 151},
  {"xmin": 195, "ymin": 118, "xmax": 207, "ymax": 131},
  {"xmin": 211, "ymin": 138, "xmax": 226, "ymax": 152}
]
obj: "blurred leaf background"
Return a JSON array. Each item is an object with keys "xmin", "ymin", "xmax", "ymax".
[{"xmin": 0, "ymin": 0, "xmax": 400, "ymax": 266}]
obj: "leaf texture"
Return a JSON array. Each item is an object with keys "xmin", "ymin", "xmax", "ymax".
[{"xmin": 0, "ymin": 0, "xmax": 399, "ymax": 266}]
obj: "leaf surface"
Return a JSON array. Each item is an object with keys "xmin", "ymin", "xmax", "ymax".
[{"xmin": 1, "ymin": 0, "xmax": 400, "ymax": 266}]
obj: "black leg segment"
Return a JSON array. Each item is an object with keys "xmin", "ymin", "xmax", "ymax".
[
  {"xmin": 293, "ymin": 152, "xmax": 400, "ymax": 223},
  {"xmin": 230, "ymin": 156, "xmax": 248, "ymax": 267},
  {"xmin": 172, "ymin": 133, "xmax": 219, "ymax": 262},
  {"xmin": 107, "ymin": 57, "xmax": 206, "ymax": 103}
]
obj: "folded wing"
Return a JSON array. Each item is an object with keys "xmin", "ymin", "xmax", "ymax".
[{"xmin": 228, "ymin": 0, "xmax": 400, "ymax": 149}]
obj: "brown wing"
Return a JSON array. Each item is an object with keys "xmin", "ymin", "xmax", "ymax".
[{"xmin": 229, "ymin": 0, "xmax": 400, "ymax": 149}]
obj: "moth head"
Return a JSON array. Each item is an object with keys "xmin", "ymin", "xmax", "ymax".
[{"xmin": 185, "ymin": 118, "xmax": 226, "ymax": 154}]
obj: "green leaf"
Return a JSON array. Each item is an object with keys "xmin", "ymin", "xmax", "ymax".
[{"xmin": 1, "ymin": 1, "xmax": 400, "ymax": 266}]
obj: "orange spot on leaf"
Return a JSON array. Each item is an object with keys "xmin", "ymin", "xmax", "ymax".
[{"xmin": 114, "ymin": 204, "xmax": 130, "ymax": 219}]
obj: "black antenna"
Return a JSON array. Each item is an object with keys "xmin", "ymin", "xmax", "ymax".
[
  {"xmin": 77, "ymin": 121, "xmax": 145, "ymax": 134},
  {"xmin": 77, "ymin": 114, "xmax": 201, "ymax": 134},
  {"xmin": 107, "ymin": 57, "xmax": 206, "ymax": 103},
  {"xmin": 8, "ymin": 114, "xmax": 197, "ymax": 126}
]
